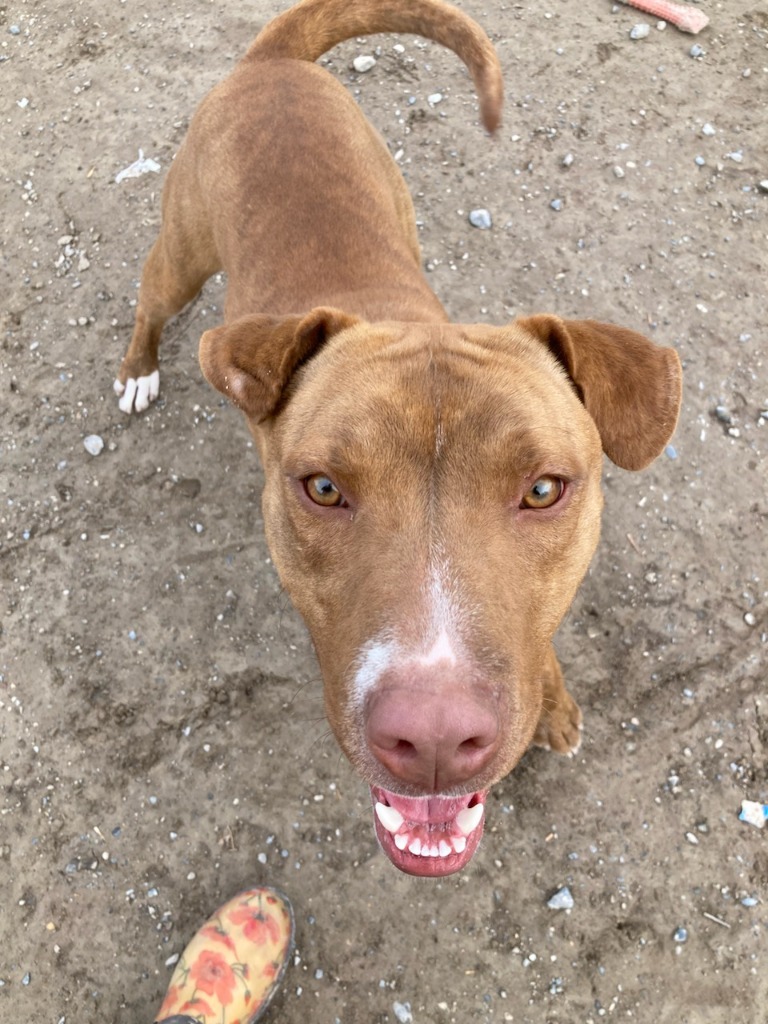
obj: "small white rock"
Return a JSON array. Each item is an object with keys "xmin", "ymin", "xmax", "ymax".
[
  {"xmin": 614, "ymin": 165, "xmax": 626, "ymax": 179},
  {"xmin": 547, "ymin": 886, "xmax": 575, "ymax": 910},
  {"xmin": 352, "ymin": 55, "xmax": 376, "ymax": 73},
  {"xmin": 427, "ymin": 92, "xmax": 443, "ymax": 105},
  {"xmin": 469, "ymin": 208, "xmax": 492, "ymax": 229},
  {"xmin": 630, "ymin": 24, "xmax": 650, "ymax": 40},
  {"xmin": 740, "ymin": 800, "xmax": 767, "ymax": 829},
  {"xmin": 702, "ymin": 122, "xmax": 716, "ymax": 136},
  {"xmin": 83, "ymin": 434, "xmax": 104, "ymax": 456}
]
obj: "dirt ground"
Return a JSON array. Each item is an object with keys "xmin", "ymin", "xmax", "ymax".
[{"xmin": 1, "ymin": 0, "xmax": 766, "ymax": 1021}]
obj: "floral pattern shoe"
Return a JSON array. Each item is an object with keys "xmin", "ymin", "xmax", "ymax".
[{"xmin": 154, "ymin": 887, "xmax": 294, "ymax": 1024}]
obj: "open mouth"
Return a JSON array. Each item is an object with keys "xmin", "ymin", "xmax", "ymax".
[{"xmin": 371, "ymin": 786, "xmax": 487, "ymax": 876}]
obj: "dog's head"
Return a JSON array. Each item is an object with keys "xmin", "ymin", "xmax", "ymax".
[{"xmin": 200, "ymin": 310, "xmax": 681, "ymax": 875}]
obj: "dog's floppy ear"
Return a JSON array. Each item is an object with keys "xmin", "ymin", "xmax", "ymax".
[
  {"xmin": 199, "ymin": 307, "xmax": 360, "ymax": 421},
  {"xmin": 519, "ymin": 315, "xmax": 682, "ymax": 471}
]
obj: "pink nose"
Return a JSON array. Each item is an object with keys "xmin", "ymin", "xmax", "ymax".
[{"xmin": 365, "ymin": 684, "xmax": 500, "ymax": 792}]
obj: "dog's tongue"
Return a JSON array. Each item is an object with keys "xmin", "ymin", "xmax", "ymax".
[{"xmin": 371, "ymin": 787, "xmax": 486, "ymax": 877}]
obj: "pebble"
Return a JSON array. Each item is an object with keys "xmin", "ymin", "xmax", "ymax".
[
  {"xmin": 393, "ymin": 1001, "xmax": 413, "ymax": 1023},
  {"xmin": 550, "ymin": 198, "xmax": 564, "ymax": 212},
  {"xmin": 83, "ymin": 434, "xmax": 104, "ymax": 456},
  {"xmin": 613, "ymin": 166, "xmax": 625, "ymax": 179},
  {"xmin": 469, "ymin": 208, "xmax": 492, "ymax": 230},
  {"xmin": 673, "ymin": 927, "xmax": 688, "ymax": 943},
  {"xmin": 690, "ymin": 44, "xmax": 704, "ymax": 58},
  {"xmin": 695, "ymin": 156, "xmax": 705, "ymax": 167},
  {"xmin": 702, "ymin": 123, "xmax": 716, "ymax": 136},
  {"xmin": 352, "ymin": 55, "xmax": 376, "ymax": 73},
  {"xmin": 630, "ymin": 24, "xmax": 650, "ymax": 40},
  {"xmin": 744, "ymin": 612, "xmax": 756, "ymax": 627},
  {"xmin": 758, "ymin": 180, "xmax": 768, "ymax": 194},
  {"xmin": 562, "ymin": 153, "xmax": 574, "ymax": 168},
  {"xmin": 427, "ymin": 92, "xmax": 443, "ymax": 105},
  {"xmin": 10, "ymin": 25, "xmax": 21, "ymax": 35},
  {"xmin": 547, "ymin": 886, "xmax": 574, "ymax": 910},
  {"xmin": 739, "ymin": 800, "xmax": 768, "ymax": 828}
]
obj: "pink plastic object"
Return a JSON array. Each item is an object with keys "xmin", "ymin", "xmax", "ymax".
[{"xmin": 619, "ymin": 0, "xmax": 709, "ymax": 34}]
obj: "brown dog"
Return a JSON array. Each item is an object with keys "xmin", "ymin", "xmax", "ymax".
[{"xmin": 116, "ymin": 0, "xmax": 682, "ymax": 876}]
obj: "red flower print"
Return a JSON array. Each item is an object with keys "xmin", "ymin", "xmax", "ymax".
[
  {"xmin": 228, "ymin": 905, "xmax": 282, "ymax": 946},
  {"xmin": 188, "ymin": 949, "xmax": 237, "ymax": 1005},
  {"xmin": 200, "ymin": 922, "xmax": 238, "ymax": 955}
]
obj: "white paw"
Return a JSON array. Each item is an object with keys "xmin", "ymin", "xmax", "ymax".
[{"xmin": 114, "ymin": 370, "xmax": 160, "ymax": 413}]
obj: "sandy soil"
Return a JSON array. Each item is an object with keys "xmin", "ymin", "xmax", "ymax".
[{"xmin": 1, "ymin": 1, "xmax": 767, "ymax": 1021}]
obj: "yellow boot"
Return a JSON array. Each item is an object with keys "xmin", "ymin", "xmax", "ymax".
[{"xmin": 154, "ymin": 888, "xmax": 294, "ymax": 1024}]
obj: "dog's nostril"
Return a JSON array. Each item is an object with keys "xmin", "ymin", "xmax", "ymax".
[
  {"xmin": 459, "ymin": 736, "xmax": 490, "ymax": 753},
  {"xmin": 392, "ymin": 739, "xmax": 417, "ymax": 756}
]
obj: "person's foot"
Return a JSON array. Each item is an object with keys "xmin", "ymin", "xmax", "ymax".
[{"xmin": 154, "ymin": 887, "xmax": 294, "ymax": 1024}]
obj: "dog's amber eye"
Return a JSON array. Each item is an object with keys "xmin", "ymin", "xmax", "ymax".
[
  {"xmin": 521, "ymin": 476, "xmax": 563, "ymax": 510},
  {"xmin": 304, "ymin": 473, "xmax": 344, "ymax": 507}
]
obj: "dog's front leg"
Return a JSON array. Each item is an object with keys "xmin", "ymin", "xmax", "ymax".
[{"xmin": 532, "ymin": 645, "xmax": 583, "ymax": 755}]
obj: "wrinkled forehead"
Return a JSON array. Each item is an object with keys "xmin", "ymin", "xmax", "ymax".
[{"xmin": 277, "ymin": 321, "xmax": 595, "ymax": 471}]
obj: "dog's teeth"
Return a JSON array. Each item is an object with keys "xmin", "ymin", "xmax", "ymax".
[
  {"xmin": 452, "ymin": 835, "xmax": 467, "ymax": 854},
  {"xmin": 375, "ymin": 802, "xmax": 405, "ymax": 833},
  {"xmin": 408, "ymin": 837, "xmax": 422, "ymax": 856},
  {"xmin": 394, "ymin": 833, "xmax": 408, "ymax": 851},
  {"xmin": 438, "ymin": 840, "xmax": 452, "ymax": 858},
  {"xmin": 456, "ymin": 804, "xmax": 484, "ymax": 835}
]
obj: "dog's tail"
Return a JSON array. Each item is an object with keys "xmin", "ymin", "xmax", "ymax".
[{"xmin": 245, "ymin": 0, "xmax": 502, "ymax": 133}]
